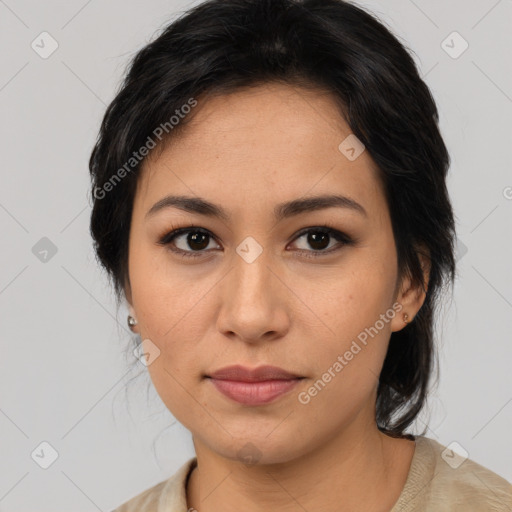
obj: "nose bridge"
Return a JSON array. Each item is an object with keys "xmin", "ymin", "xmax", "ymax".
[
  {"xmin": 230, "ymin": 243, "xmax": 275, "ymax": 312},
  {"xmin": 217, "ymin": 242, "xmax": 288, "ymax": 341}
]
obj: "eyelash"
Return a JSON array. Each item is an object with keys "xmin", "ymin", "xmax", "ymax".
[{"xmin": 157, "ymin": 223, "xmax": 355, "ymax": 260}]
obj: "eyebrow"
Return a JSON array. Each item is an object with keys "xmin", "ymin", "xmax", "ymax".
[{"xmin": 145, "ymin": 193, "xmax": 368, "ymax": 222}]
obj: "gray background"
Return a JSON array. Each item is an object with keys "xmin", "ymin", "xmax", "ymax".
[{"xmin": 1, "ymin": 0, "xmax": 511, "ymax": 510}]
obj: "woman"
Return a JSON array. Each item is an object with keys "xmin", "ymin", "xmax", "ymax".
[{"xmin": 89, "ymin": 0, "xmax": 512, "ymax": 510}]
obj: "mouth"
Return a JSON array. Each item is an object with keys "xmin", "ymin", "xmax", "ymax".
[
  {"xmin": 205, "ymin": 364, "xmax": 304, "ymax": 382},
  {"xmin": 204, "ymin": 364, "xmax": 305, "ymax": 406},
  {"xmin": 206, "ymin": 377, "xmax": 304, "ymax": 405}
]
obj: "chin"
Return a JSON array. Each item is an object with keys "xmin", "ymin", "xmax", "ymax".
[{"xmin": 202, "ymin": 430, "xmax": 309, "ymax": 466}]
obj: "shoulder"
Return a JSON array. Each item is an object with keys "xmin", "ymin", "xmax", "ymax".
[
  {"xmin": 113, "ymin": 479, "xmax": 168, "ymax": 512},
  {"xmin": 396, "ymin": 435, "xmax": 512, "ymax": 511},
  {"xmin": 112, "ymin": 457, "xmax": 197, "ymax": 512}
]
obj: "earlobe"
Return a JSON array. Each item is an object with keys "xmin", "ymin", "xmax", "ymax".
[
  {"xmin": 402, "ymin": 312, "xmax": 413, "ymax": 324},
  {"xmin": 390, "ymin": 300, "xmax": 417, "ymax": 333},
  {"xmin": 391, "ymin": 246, "xmax": 430, "ymax": 333}
]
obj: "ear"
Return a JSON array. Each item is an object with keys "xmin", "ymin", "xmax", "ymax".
[{"xmin": 391, "ymin": 244, "xmax": 430, "ymax": 333}]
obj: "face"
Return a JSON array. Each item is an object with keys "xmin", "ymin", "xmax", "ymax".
[{"xmin": 126, "ymin": 83, "xmax": 420, "ymax": 465}]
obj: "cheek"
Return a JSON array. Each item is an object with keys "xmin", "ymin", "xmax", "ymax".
[
  {"xmin": 130, "ymin": 248, "xmax": 213, "ymax": 339},
  {"xmin": 297, "ymin": 259, "xmax": 395, "ymax": 341},
  {"xmin": 146, "ymin": 359, "xmax": 202, "ymax": 432},
  {"xmin": 140, "ymin": 312, "xmax": 205, "ymax": 430},
  {"xmin": 298, "ymin": 262, "xmax": 395, "ymax": 397},
  {"xmin": 300, "ymin": 325, "xmax": 391, "ymax": 424}
]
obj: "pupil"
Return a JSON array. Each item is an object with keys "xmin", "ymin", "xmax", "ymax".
[
  {"xmin": 188, "ymin": 232, "xmax": 209, "ymax": 250},
  {"xmin": 309, "ymin": 231, "xmax": 329, "ymax": 250}
]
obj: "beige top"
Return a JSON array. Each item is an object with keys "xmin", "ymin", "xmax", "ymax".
[{"xmin": 113, "ymin": 435, "xmax": 512, "ymax": 511}]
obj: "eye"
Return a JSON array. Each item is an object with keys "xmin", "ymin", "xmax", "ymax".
[
  {"xmin": 289, "ymin": 225, "xmax": 354, "ymax": 258},
  {"xmin": 158, "ymin": 226, "xmax": 220, "ymax": 258},
  {"xmin": 157, "ymin": 224, "xmax": 354, "ymax": 259}
]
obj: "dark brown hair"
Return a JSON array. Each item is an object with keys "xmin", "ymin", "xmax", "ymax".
[{"xmin": 89, "ymin": 0, "xmax": 457, "ymax": 437}]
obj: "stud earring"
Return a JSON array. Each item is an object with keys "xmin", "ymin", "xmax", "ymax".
[
  {"xmin": 403, "ymin": 313, "xmax": 413, "ymax": 324},
  {"xmin": 127, "ymin": 314, "xmax": 138, "ymax": 332}
]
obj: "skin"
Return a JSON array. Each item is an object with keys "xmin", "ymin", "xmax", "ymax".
[{"xmin": 125, "ymin": 82, "xmax": 429, "ymax": 512}]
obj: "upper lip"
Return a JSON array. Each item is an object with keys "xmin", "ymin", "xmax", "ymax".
[{"xmin": 206, "ymin": 365, "xmax": 303, "ymax": 382}]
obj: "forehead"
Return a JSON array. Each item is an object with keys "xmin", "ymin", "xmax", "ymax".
[{"xmin": 135, "ymin": 83, "xmax": 386, "ymax": 221}]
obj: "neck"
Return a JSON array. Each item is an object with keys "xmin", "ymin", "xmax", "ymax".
[{"xmin": 186, "ymin": 421, "xmax": 415, "ymax": 512}]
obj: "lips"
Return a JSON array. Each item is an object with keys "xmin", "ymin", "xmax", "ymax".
[
  {"xmin": 206, "ymin": 364, "xmax": 303, "ymax": 382},
  {"xmin": 205, "ymin": 365, "xmax": 305, "ymax": 405}
]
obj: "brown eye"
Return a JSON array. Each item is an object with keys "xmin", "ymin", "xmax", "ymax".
[
  {"xmin": 290, "ymin": 227, "xmax": 352, "ymax": 257},
  {"xmin": 184, "ymin": 231, "xmax": 210, "ymax": 251},
  {"xmin": 305, "ymin": 231, "xmax": 330, "ymax": 250},
  {"xmin": 158, "ymin": 227, "xmax": 220, "ymax": 258},
  {"xmin": 158, "ymin": 224, "xmax": 354, "ymax": 260}
]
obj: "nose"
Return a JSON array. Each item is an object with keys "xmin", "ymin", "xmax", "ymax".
[{"xmin": 216, "ymin": 249, "xmax": 291, "ymax": 345}]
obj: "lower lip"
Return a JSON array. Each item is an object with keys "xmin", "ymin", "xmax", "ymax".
[{"xmin": 208, "ymin": 378, "xmax": 302, "ymax": 405}]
